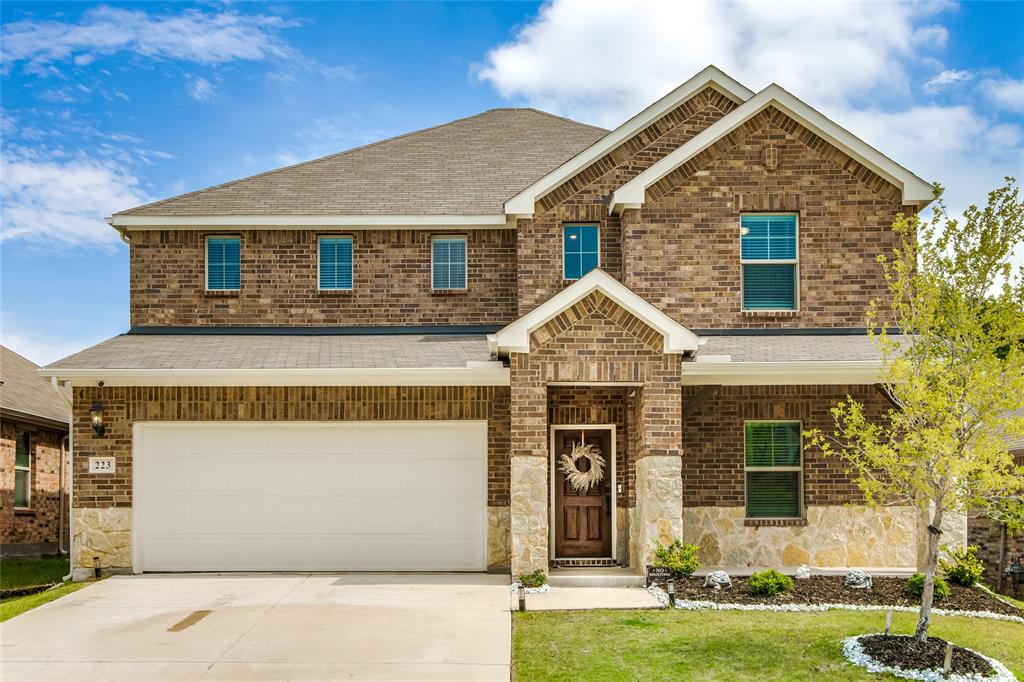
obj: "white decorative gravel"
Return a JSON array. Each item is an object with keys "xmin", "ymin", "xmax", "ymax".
[
  {"xmin": 646, "ymin": 586, "xmax": 1024, "ymax": 624},
  {"xmin": 510, "ymin": 582, "xmax": 551, "ymax": 594},
  {"xmin": 841, "ymin": 634, "xmax": 1017, "ymax": 681}
]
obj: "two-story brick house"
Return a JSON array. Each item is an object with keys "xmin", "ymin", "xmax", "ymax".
[{"xmin": 44, "ymin": 66, "xmax": 966, "ymax": 580}]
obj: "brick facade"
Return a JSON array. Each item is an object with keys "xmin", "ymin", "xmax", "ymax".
[
  {"xmin": 130, "ymin": 229, "xmax": 517, "ymax": 328},
  {"xmin": 1, "ymin": 419, "xmax": 68, "ymax": 551},
  {"xmin": 968, "ymin": 451, "xmax": 1024, "ymax": 594}
]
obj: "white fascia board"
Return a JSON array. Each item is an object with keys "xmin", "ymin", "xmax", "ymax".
[
  {"xmin": 490, "ymin": 269, "xmax": 700, "ymax": 355},
  {"xmin": 503, "ymin": 66, "xmax": 754, "ymax": 217},
  {"xmin": 610, "ymin": 84, "xmax": 934, "ymax": 213},
  {"xmin": 38, "ymin": 365, "xmax": 510, "ymax": 387},
  {"xmin": 109, "ymin": 214, "xmax": 514, "ymax": 229},
  {"xmin": 681, "ymin": 360, "xmax": 880, "ymax": 386}
]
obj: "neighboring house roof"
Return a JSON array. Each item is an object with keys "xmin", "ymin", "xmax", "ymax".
[
  {"xmin": 1004, "ymin": 406, "xmax": 1024, "ymax": 453},
  {"xmin": 41, "ymin": 334, "xmax": 507, "ymax": 387},
  {"xmin": 113, "ymin": 109, "xmax": 607, "ymax": 220},
  {"xmin": 609, "ymin": 83, "xmax": 934, "ymax": 212},
  {"xmin": 1, "ymin": 345, "xmax": 70, "ymax": 428}
]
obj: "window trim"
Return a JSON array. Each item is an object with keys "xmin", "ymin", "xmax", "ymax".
[
  {"xmin": 14, "ymin": 430, "xmax": 31, "ymax": 509},
  {"xmin": 739, "ymin": 213, "xmax": 799, "ymax": 312},
  {"xmin": 430, "ymin": 235, "xmax": 468, "ymax": 291},
  {"xmin": 743, "ymin": 419, "xmax": 804, "ymax": 520},
  {"xmin": 317, "ymin": 234, "xmax": 355, "ymax": 292},
  {"xmin": 205, "ymin": 234, "xmax": 242, "ymax": 292},
  {"xmin": 561, "ymin": 223, "xmax": 601, "ymax": 281}
]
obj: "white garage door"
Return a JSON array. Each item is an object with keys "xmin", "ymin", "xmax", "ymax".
[{"xmin": 135, "ymin": 421, "xmax": 487, "ymax": 572}]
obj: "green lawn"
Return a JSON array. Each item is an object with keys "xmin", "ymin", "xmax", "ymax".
[
  {"xmin": 513, "ymin": 609, "xmax": 1024, "ymax": 681},
  {"xmin": 0, "ymin": 581, "xmax": 89, "ymax": 622},
  {"xmin": 0, "ymin": 555, "xmax": 70, "ymax": 590}
]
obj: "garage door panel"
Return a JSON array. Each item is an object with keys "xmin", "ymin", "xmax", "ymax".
[{"xmin": 138, "ymin": 421, "xmax": 487, "ymax": 572}]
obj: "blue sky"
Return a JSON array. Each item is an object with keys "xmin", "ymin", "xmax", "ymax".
[{"xmin": 2, "ymin": 0, "xmax": 1022, "ymax": 364}]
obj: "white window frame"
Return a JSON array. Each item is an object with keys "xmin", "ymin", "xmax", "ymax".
[
  {"xmin": 205, "ymin": 234, "xmax": 241, "ymax": 292},
  {"xmin": 743, "ymin": 419, "xmax": 804, "ymax": 520},
  {"xmin": 430, "ymin": 235, "xmax": 468, "ymax": 291},
  {"xmin": 739, "ymin": 213, "xmax": 799, "ymax": 312},
  {"xmin": 14, "ymin": 430, "xmax": 31, "ymax": 509},
  {"xmin": 562, "ymin": 223, "xmax": 601, "ymax": 280},
  {"xmin": 317, "ymin": 234, "xmax": 354, "ymax": 291}
]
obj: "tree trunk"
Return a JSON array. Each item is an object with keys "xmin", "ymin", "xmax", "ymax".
[{"xmin": 915, "ymin": 506, "xmax": 944, "ymax": 641}]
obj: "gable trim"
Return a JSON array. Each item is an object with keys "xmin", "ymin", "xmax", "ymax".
[
  {"xmin": 609, "ymin": 84, "xmax": 934, "ymax": 213},
  {"xmin": 488, "ymin": 269, "xmax": 700, "ymax": 355},
  {"xmin": 503, "ymin": 66, "xmax": 755, "ymax": 217}
]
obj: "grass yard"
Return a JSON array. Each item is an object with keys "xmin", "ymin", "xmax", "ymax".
[
  {"xmin": 0, "ymin": 581, "xmax": 89, "ymax": 622},
  {"xmin": 0, "ymin": 554, "xmax": 70, "ymax": 590},
  {"xmin": 513, "ymin": 608, "xmax": 1024, "ymax": 681}
]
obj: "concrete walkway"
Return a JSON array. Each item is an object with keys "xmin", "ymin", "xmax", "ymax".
[
  {"xmin": 0, "ymin": 573, "xmax": 511, "ymax": 681},
  {"xmin": 523, "ymin": 586, "xmax": 661, "ymax": 611}
]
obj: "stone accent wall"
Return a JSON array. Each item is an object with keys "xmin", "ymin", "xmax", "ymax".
[
  {"xmin": 632, "ymin": 455, "xmax": 683, "ymax": 568},
  {"xmin": 72, "ymin": 507, "xmax": 131, "ymax": 577},
  {"xmin": 1, "ymin": 419, "xmax": 68, "ymax": 551},
  {"xmin": 130, "ymin": 228, "xmax": 517, "ymax": 327},
  {"xmin": 510, "ymin": 457, "xmax": 547, "ymax": 574},
  {"xmin": 683, "ymin": 505, "xmax": 918, "ymax": 568},
  {"xmin": 916, "ymin": 509, "xmax": 968, "ymax": 573},
  {"xmin": 682, "ymin": 384, "xmax": 889, "ymax": 508},
  {"xmin": 624, "ymin": 107, "xmax": 907, "ymax": 329},
  {"xmin": 487, "ymin": 506, "xmax": 511, "ymax": 571}
]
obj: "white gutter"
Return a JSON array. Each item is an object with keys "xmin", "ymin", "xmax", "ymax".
[
  {"xmin": 108, "ymin": 214, "xmax": 514, "ymax": 229},
  {"xmin": 51, "ymin": 377, "xmax": 74, "ymax": 580},
  {"xmin": 40, "ymin": 364, "xmax": 511, "ymax": 387},
  {"xmin": 682, "ymin": 360, "xmax": 880, "ymax": 385}
]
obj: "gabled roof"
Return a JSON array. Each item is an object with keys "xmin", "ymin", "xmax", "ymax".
[
  {"xmin": 503, "ymin": 66, "xmax": 755, "ymax": 217},
  {"xmin": 488, "ymin": 269, "xmax": 700, "ymax": 355},
  {"xmin": 609, "ymin": 84, "xmax": 934, "ymax": 212},
  {"xmin": 1, "ymin": 345, "xmax": 70, "ymax": 428},
  {"xmin": 111, "ymin": 109, "xmax": 607, "ymax": 224}
]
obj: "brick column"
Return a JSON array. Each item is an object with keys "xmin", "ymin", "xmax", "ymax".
[
  {"xmin": 631, "ymin": 358, "xmax": 684, "ymax": 570},
  {"xmin": 509, "ymin": 353, "xmax": 549, "ymax": 575}
]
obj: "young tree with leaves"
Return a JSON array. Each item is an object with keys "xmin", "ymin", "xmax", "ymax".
[{"xmin": 807, "ymin": 178, "xmax": 1024, "ymax": 641}]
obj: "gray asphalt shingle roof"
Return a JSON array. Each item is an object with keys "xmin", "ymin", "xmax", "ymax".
[
  {"xmin": 693, "ymin": 334, "xmax": 890, "ymax": 363},
  {"xmin": 45, "ymin": 334, "xmax": 493, "ymax": 370},
  {"xmin": 117, "ymin": 109, "xmax": 608, "ymax": 217},
  {"xmin": 1, "ymin": 346, "xmax": 70, "ymax": 425}
]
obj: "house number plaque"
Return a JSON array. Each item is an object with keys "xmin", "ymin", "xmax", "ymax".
[{"xmin": 88, "ymin": 457, "xmax": 116, "ymax": 474}]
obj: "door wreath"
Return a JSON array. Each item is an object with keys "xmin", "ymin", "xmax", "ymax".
[{"xmin": 558, "ymin": 441, "xmax": 606, "ymax": 492}]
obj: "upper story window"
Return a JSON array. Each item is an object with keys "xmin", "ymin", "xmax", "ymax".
[
  {"xmin": 744, "ymin": 421, "xmax": 803, "ymax": 519},
  {"xmin": 318, "ymin": 236, "xmax": 353, "ymax": 290},
  {"xmin": 206, "ymin": 236, "xmax": 241, "ymax": 291},
  {"xmin": 563, "ymin": 224, "xmax": 599, "ymax": 280},
  {"xmin": 740, "ymin": 214, "xmax": 797, "ymax": 310},
  {"xmin": 432, "ymin": 236, "xmax": 467, "ymax": 290},
  {"xmin": 14, "ymin": 430, "xmax": 30, "ymax": 508}
]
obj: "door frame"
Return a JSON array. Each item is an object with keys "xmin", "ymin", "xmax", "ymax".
[{"xmin": 549, "ymin": 423, "xmax": 616, "ymax": 561}]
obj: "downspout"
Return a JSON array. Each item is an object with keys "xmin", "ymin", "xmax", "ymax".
[
  {"xmin": 58, "ymin": 435, "xmax": 68, "ymax": 554},
  {"xmin": 52, "ymin": 376, "xmax": 74, "ymax": 581},
  {"xmin": 106, "ymin": 216, "xmax": 130, "ymax": 245}
]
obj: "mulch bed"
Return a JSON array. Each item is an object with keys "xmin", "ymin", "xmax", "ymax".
[
  {"xmin": 663, "ymin": 576, "xmax": 1022, "ymax": 617},
  {"xmin": 0, "ymin": 583, "xmax": 57, "ymax": 600},
  {"xmin": 859, "ymin": 634, "xmax": 995, "ymax": 677}
]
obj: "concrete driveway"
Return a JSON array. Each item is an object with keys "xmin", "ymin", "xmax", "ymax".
[{"xmin": 0, "ymin": 573, "xmax": 511, "ymax": 681}]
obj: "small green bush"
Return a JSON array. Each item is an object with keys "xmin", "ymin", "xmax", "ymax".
[
  {"xmin": 940, "ymin": 545, "xmax": 984, "ymax": 587},
  {"xmin": 747, "ymin": 569, "xmax": 794, "ymax": 597},
  {"xmin": 518, "ymin": 569, "xmax": 547, "ymax": 588},
  {"xmin": 653, "ymin": 540, "xmax": 701, "ymax": 578},
  {"xmin": 907, "ymin": 573, "xmax": 951, "ymax": 600}
]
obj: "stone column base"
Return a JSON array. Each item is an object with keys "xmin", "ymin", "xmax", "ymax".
[
  {"xmin": 510, "ymin": 456, "xmax": 548, "ymax": 575},
  {"xmin": 631, "ymin": 455, "xmax": 682, "ymax": 570},
  {"xmin": 72, "ymin": 507, "xmax": 132, "ymax": 580}
]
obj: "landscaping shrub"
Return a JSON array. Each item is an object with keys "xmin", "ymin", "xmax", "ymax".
[
  {"xmin": 940, "ymin": 545, "xmax": 984, "ymax": 587},
  {"xmin": 747, "ymin": 569, "xmax": 794, "ymax": 597},
  {"xmin": 907, "ymin": 573, "xmax": 951, "ymax": 600},
  {"xmin": 653, "ymin": 540, "xmax": 700, "ymax": 578},
  {"xmin": 518, "ymin": 569, "xmax": 547, "ymax": 588}
]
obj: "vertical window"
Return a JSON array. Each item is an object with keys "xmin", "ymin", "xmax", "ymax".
[
  {"xmin": 740, "ymin": 214, "xmax": 797, "ymax": 310},
  {"xmin": 562, "ymin": 224, "xmax": 599, "ymax": 280},
  {"xmin": 432, "ymin": 237, "xmax": 467, "ymax": 290},
  {"xmin": 744, "ymin": 421, "xmax": 802, "ymax": 518},
  {"xmin": 318, "ymin": 236, "xmax": 353, "ymax": 290},
  {"xmin": 14, "ymin": 431, "xmax": 30, "ymax": 508},
  {"xmin": 206, "ymin": 236, "xmax": 241, "ymax": 291}
]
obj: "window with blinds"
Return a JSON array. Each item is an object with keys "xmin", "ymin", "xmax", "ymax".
[
  {"xmin": 14, "ymin": 431, "xmax": 30, "ymax": 508},
  {"xmin": 740, "ymin": 214, "xmax": 797, "ymax": 310},
  {"xmin": 563, "ymin": 224, "xmax": 599, "ymax": 280},
  {"xmin": 318, "ymin": 236, "xmax": 353, "ymax": 290},
  {"xmin": 432, "ymin": 237, "xmax": 467, "ymax": 290},
  {"xmin": 206, "ymin": 236, "xmax": 241, "ymax": 291},
  {"xmin": 744, "ymin": 421, "xmax": 802, "ymax": 518}
]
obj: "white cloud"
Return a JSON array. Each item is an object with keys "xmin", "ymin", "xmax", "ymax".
[
  {"xmin": 981, "ymin": 77, "xmax": 1024, "ymax": 113},
  {"xmin": 1, "ymin": 5, "xmax": 300, "ymax": 73},
  {"xmin": 0, "ymin": 327, "xmax": 104, "ymax": 366},
  {"xmin": 0, "ymin": 149, "xmax": 150, "ymax": 246},
  {"xmin": 188, "ymin": 77, "xmax": 215, "ymax": 102},
  {"xmin": 923, "ymin": 68, "xmax": 973, "ymax": 93}
]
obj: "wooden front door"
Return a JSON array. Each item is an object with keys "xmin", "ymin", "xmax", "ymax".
[{"xmin": 554, "ymin": 428, "xmax": 612, "ymax": 558}]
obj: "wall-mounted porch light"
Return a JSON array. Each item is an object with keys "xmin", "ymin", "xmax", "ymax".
[{"xmin": 90, "ymin": 403, "xmax": 106, "ymax": 437}]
